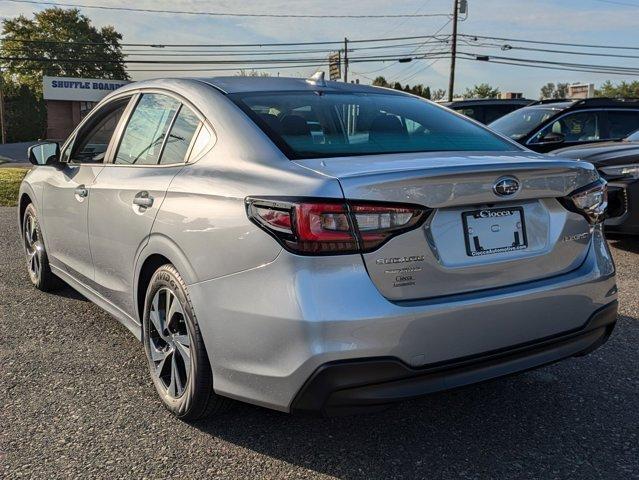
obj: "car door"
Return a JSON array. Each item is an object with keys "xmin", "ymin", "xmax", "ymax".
[
  {"xmin": 87, "ymin": 92, "xmax": 204, "ymax": 317},
  {"xmin": 528, "ymin": 110, "xmax": 605, "ymax": 153},
  {"xmin": 41, "ymin": 95, "xmax": 134, "ymax": 283}
]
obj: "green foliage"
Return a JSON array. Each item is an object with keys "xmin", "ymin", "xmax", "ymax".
[
  {"xmin": 463, "ymin": 83, "xmax": 500, "ymax": 99},
  {"xmin": 1, "ymin": 7, "xmax": 129, "ymax": 92},
  {"xmin": 540, "ymin": 82, "xmax": 569, "ymax": 100},
  {"xmin": 0, "ymin": 7, "xmax": 128, "ymax": 141},
  {"xmin": 236, "ymin": 69, "xmax": 270, "ymax": 77},
  {"xmin": 0, "ymin": 168, "xmax": 28, "ymax": 207},
  {"xmin": 369, "ymin": 76, "xmax": 433, "ymax": 99},
  {"xmin": 595, "ymin": 80, "xmax": 639, "ymax": 98},
  {"xmin": 2, "ymin": 82, "xmax": 46, "ymax": 142}
]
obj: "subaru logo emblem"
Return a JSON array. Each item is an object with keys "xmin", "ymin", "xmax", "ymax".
[{"xmin": 493, "ymin": 177, "xmax": 520, "ymax": 196}]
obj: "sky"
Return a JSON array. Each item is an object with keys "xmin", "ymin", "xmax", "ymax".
[{"xmin": 1, "ymin": 0, "xmax": 638, "ymax": 98}]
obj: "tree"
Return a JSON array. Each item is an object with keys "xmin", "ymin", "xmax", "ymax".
[
  {"xmin": 595, "ymin": 80, "xmax": 639, "ymax": 98},
  {"xmin": 0, "ymin": 8, "xmax": 128, "ymax": 141},
  {"xmin": 237, "ymin": 69, "xmax": 270, "ymax": 77},
  {"xmin": 372, "ymin": 76, "xmax": 390, "ymax": 88},
  {"xmin": 431, "ymin": 88, "xmax": 447, "ymax": 101},
  {"xmin": 423, "ymin": 86, "xmax": 431, "ymax": 100},
  {"xmin": 463, "ymin": 83, "xmax": 500, "ymax": 99},
  {"xmin": 0, "ymin": 7, "xmax": 129, "ymax": 93},
  {"xmin": 539, "ymin": 82, "xmax": 569, "ymax": 99}
]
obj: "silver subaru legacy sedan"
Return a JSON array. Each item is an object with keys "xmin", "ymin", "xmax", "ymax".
[{"xmin": 19, "ymin": 75, "xmax": 618, "ymax": 419}]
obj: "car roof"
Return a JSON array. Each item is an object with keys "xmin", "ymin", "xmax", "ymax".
[
  {"xmin": 194, "ymin": 76, "xmax": 404, "ymax": 95},
  {"xmin": 444, "ymin": 98, "xmax": 533, "ymax": 107}
]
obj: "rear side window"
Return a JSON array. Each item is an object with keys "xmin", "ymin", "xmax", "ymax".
[
  {"xmin": 115, "ymin": 94, "xmax": 180, "ymax": 165},
  {"xmin": 232, "ymin": 92, "xmax": 517, "ymax": 159},
  {"xmin": 159, "ymin": 106, "xmax": 201, "ymax": 164},
  {"xmin": 607, "ymin": 111, "xmax": 639, "ymax": 139}
]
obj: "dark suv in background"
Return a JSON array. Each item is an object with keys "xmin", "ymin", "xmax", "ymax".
[
  {"xmin": 489, "ymin": 98, "xmax": 639, "ymax": 153},
  {"xmin": 553, "ymin": 129, "xmax": 639, "ymax": 235},
  {"xmin": 444, "ymin": 98, "xmax": 532, "ymax": 124}
]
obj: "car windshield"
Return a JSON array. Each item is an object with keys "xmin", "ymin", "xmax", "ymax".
[
  {"xmin": 231, "ymin": 91, "xmax": 518, "ymax": 159},
  {"xmin": 625, "ymin": 129, "xmax": 639, "ymax": 142},
  {"xmin": 489, "ymin": 107, "xmax": 559, "ymax": 140}
]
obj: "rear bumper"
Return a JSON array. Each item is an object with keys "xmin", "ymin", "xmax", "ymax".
[
  {"xmin": 605, "ymin": 180, "xmax": 639, "ymax": 235},
  {"xmin": 291, "ymin": 301, "xmax": 617, "ymax": 416},
  {"xmin": 188, "ymin": 227, "xmax": 617, "ymax": 412}
]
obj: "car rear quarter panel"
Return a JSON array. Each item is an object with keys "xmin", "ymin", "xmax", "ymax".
[{"xmin": 146, "ymin": 84, "xmax": 345, "ymax": 285}]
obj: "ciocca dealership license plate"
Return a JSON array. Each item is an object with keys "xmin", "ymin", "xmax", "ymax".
[{"xmin": 462, "ymin": 207, "xmax": 528, "ymax": 257}]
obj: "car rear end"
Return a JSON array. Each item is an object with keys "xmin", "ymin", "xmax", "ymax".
[{"xmin": 189, "ymin": 83, "xmax": 618, "ymax": 415}]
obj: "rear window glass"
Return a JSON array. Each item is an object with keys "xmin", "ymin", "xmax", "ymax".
[{"xmin": 231, "ymin": 92, "xmax": 518, "ymax": 159}]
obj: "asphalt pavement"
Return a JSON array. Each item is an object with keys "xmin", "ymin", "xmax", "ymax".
[{"xmin": 1, "ymin": 206, "xmax": 637, "ymax": 479}]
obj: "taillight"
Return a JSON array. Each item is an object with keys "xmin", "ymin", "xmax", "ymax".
[
  {"xmin": 560, "ymin": 179, "xmax": 608, "ymax": 224},
  {"xmin": 246, "ymin": 197, "xmax": 428, "ymax": 255}
]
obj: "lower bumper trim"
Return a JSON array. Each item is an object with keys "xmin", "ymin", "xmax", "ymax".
[{"xmin": 290, "ymin": 301, "xmax": 618, "ymax": 416}]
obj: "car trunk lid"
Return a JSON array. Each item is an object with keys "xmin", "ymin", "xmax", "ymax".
[{"xmin": 294, "ymin": 151, "xmax": 599, "ymax": 300}]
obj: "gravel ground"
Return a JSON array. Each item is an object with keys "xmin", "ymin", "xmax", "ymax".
[{"xmin": 1, "ymin": 206, "xmax": 637, "ymax": 479}]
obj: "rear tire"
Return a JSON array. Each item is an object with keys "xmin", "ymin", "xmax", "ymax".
[
  {"xmin": 22, "ymin": 204, "xmax": 62, "ymax": 292},
  {"xmin": 143, "ymin": 264, "xmax": 231, "ymax": 420}
]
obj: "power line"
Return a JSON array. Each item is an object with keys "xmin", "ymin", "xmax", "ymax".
[
  {"xmin": 458, "ymin": 39, "xmax": 639, "ymax": 59},
  {"xmin": 461, "ymin": 57, "xmax": 639, "ymax": 76},
  {"xmin": 2, "ymin": 0, "xmax": 453, "ymax": 19},
  {"xmin": 0, "ymin": 33, "xmax": 451, "ymax": 48},
  {"xmin": 0, "ymin": 52, "xmax": 451, "ymax": 66}
]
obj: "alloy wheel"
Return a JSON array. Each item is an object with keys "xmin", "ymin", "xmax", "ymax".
[
  {"xmin": 23, "ymin": 213, "xmax": 41, "ymax": 281},
  {"xmin": 147, "ymin": 287, "xmax": 192, "ymax": 398}
]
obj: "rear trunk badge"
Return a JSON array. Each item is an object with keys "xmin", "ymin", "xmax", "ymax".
[{"xmin": 493, "ymin": 176, "xmax": 521, "ymax": 196}]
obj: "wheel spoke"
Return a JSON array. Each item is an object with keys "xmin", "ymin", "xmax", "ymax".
[
  {"xmin": 154, "ymin": 348, "xmax": 171, "ymax": 377},
  {"xmin": 30, "ymin": 218, "xmax": 37, "ymax": 243},
  {"xmin": 168, "ymin": 354, "xmax": 179, "ymax": 396},
  {"xmin": 174, "ymin": 335, "xmax": 191, "ymax": 363},
  {"xmin": 166, "ymin": 296, "xmax": 184, "ymax": 329},
  {"xmin": 149, "ymin": 307, "xmax": 164, "ymax": 337}
]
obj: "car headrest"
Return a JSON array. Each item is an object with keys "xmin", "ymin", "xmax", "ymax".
[
  {"xmin": 280, "ymin": 115, "xmax": 311, "ymax": 136},
  {"xmin": 369, "ymin": 114, "xmax": 407, "ymax": 144}
]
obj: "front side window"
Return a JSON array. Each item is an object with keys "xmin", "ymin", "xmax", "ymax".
[
  {"xmin": 115, "ymin": 94, "xmax": 180, "ymax": 165},
  {"xmin": 68, "ymin": 97, "xmax": 130, "ymax": 163},
  {"xmin": 232, "ymin": 92, "xmax": 517, "ymax": 159},
  {"xmin": 532, "ymin": 111, "xmax": 601, "ymax": 144}
]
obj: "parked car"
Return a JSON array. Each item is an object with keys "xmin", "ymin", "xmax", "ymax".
[
  {"xmin": 489, "ymin": 98, "xmax": 639, "ymax": 153},
  {"xmin": 553, "ymin": 128, "xmax": 639, "ymax": 235},
  {"xmin": 443, "ymin": 98, "xmax": 533, "ymax": 124},
  {"xmin": 19, "ymin": 75, "xmax": 616, "ymax": 419}
]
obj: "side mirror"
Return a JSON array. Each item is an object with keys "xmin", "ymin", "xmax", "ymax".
[
  {"xmin": 536, "ymin": 132, "xmax": 565, "ymax": 145},
  {"xmin": 28, "ymin": 141, "xmax": 61, "ymax": 166}
]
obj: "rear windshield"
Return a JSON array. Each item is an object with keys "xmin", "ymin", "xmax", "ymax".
[
  {"xmin": 231, "ymin": 91, "xmax": 518, "ymax": 159},
  {"xmin": 489, "ymin": 107, "xmax": 558, "ymax": 140}
]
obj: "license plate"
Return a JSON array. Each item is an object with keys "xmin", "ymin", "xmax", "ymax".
[{"xmin": 462, "ymin": 207, "xmax": 528, "ymax": 257}]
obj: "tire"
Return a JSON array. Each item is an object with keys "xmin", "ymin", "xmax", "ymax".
[
  {"xmin": 22, "ymin": 203, "xmax": 63, "ymax": 292},
  {"xmin": 143, "ymin": 264, "xmax": 230, "ymax": 420}
]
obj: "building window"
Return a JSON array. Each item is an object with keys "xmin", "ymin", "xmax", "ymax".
[{"xmin": 80, "ymin": 101, "xmax": 96, "ymax": 118}]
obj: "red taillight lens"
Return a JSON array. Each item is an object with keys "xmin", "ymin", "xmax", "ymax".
[{"xmin": 246, "ymin": 197, "xmax": 427, "ymax": 255}]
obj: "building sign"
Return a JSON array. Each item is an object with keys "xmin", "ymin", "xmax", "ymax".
[
  {"xmin": 568, "ymin": 83, "xmax": 595, "ymax": 99},
  {"xmin": 328, "ymin": 52, "xmax": 341, "ymax": 81},
  {"xmin": 43, "ymin": 76, "xmax": 130, "ymax": 102}
]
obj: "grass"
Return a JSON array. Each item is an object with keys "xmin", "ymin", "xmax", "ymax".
[{"xmin": 0, "ymin": 168, "xmax": 29, "ymax": 207}]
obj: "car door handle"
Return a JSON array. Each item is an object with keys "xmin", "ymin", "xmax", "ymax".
[
  {"xmin": 133, "ymin": 191, "xmax": 154, "ymax": 208},
  {"xmin": 74, "ymin": 186, "xmax": 88, "ymax": 198}
]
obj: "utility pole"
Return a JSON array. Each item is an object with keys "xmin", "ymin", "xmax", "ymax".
[
  {"xmin": 343, "ymin": 37, "xmax": 349, "ymax": 83},
  {"xmin": 447, "ymin": 0, "xmax": 459, "ymax": 102}
]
